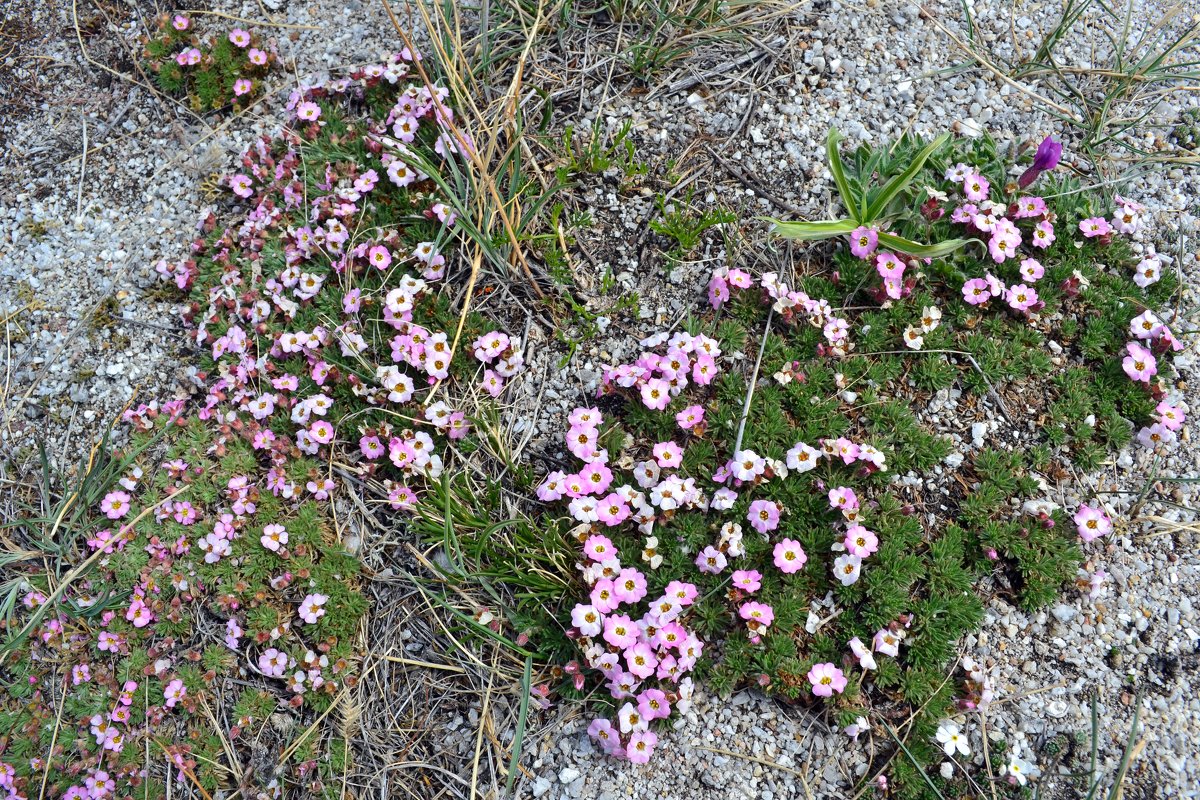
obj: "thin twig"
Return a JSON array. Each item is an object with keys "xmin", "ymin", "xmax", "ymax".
[{"xmin": 734, "ymin": 308, "xmax": 773, "ymax": 455}]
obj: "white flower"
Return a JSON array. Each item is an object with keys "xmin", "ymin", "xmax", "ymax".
[
  {"xmin": 902, "ymin": 325, "xmax": 924, "ymax": 350},
  {"xmin": 919, "ymin": 305, "xmax": 942, "ymax": 333},
  {"xmin": 1005, "ymin": 751, "xmax": 1037, "ymax": 786},
  {"xmin": 936, "ymin": 720, "xmax": 970, "ymax": 756}
]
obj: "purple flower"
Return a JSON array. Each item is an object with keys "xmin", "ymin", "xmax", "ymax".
[{"xmin": 1018, "ymin": 136, "xmax": 1062, "ymax": 189}]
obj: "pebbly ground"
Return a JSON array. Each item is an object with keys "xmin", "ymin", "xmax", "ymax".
[{"xmin": 1, "ymin": 0, "xmax": 1197, "ymax": 797}]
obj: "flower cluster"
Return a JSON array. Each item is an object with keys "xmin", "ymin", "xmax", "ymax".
[
  {"xmin": 141, "ymin": 15, "xmax": 275, "ymax": 111},
  {"xmin": 710, "ymin": 267, "xmax": 854, "ymax": 354}
]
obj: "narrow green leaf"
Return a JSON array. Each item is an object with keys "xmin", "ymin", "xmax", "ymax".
[
  {"xmin": 767, "ymin": 217, "xmax": 859, "ymax": 241},
  {"xmin": 876, "ymin": 231, "xmax": 976, "ymax": 258},
  {"xmin": 864, "ymin": 133, "xmax": 951, "ymax": 222},
  {"xmin": 825, "ymin": 127, "xmax": 861, "ymax": 223},
  {"xmin": 504, "ymin": 655, "xmax": 533, "ymax": 797}
]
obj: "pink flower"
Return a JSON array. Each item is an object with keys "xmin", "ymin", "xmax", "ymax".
[
  {"xmin": 873, "ymin": 628, "xmax": 901, "ymax": 657},
  {"xmin": 850, "ymin": 226, "xmax": 878, "ymax": 258},
  {"xmin": 1138, "ymin": 422, "xmax": 1176, "ymax": 450},
  {"xmin": 747, "ymin": 499, "xmax": 780, "ymax": 534},
  {"xmin": 844, "ymin": 525, "xmax": 879, "ymax": 557},
  {"xmin": 588, "ymin": 718, "xmax": 621, "ymax": 754},
  {"xmin": 1005, "ymin": 283, "xmax": 1039, "ymax": 312},
  {"xmin": 626, "ymin": 730, "xmax": 658, "ymax": 763},
  {"xmin": 640, "ymin": 378, "xmax": 672, "ymax": 411},
  {"xmin": 827, "ymin": 486, "xmax": 858, "ymax": 511},
  {"xmin": 100, "ymin": 491, "xmax": 131, "ymax": 520},
  {"xmin": 248, "ymin": 47, "xmax": 268, "ymax": 66},
  {"xmin": 164, "ymin": 679, "xmax": 186, "ymax": 708},
  {"xmin": 1013, "ymin": 197, "xmax": 1047, "ymax": 219},
  {"xmin": 695, "ymin": 545, "xmax": 727, "ymax": 574},
  {"xmin": 309, "ymin": 420, "xmax": 335, "ymax": 444},
  {"xmin": 171, "ymin": 14, "xmax": 190, "ymax": 30},
  {"xmin": 807, "ymin": 662, "xmax": 848, "ymax": 697},
  {"xmin": 296, "ymin": 101, "xmax": 321, "ymax": 122},
  {"xmin": 773, "ymin": 539, "xmax": 807, "ymax": 574},
  {"xmin": 1073, "ymin": 504, "xmax": 1112, "ymax": 543},
  {"xmin": 1018, "ymin": 258, "xmax": 1044, "ymax": 282},
  {"xmin": 675, "ymin": 404, "xmax": 705, "ymax": 432},
  {"xmin": 368, "ymin": 245, "xmax": 392, "ymax": 270},
  {"xmin": 875, "ymin": 252, "xmax": 905, "ymax": 281},
  {"xmin": 1121, "ymin": 341, "xmax": 1157, "ymax": 383},
  {"xmin": 637, "ymin": 688, "xmax": 670, "ymax": 721},
  {"xmin": 708, "ymin": 275, "xmax": 730, "ymax": 309},
  {"xmin": 738, "ymin": 601, "xmax": 775, "ymax": 630},
  {"xmin": 596, "ymin": 493, "xmax": 630, "ymax": 527},
  {"xmin": 259, "ymin": 648, "xmax": 289, "ymax": 678},
  {"xmin": 1156, "ymin": 401, "xmax": 1185, "ymax": 431},
  {"xmin": 583, "ymin": 535, "xmax": 616, "ymax": 562},
  {"xmin": 613, "ymin": 568, "xmax": 647, "ymax": 604},
  {"xmin": 229, "ymin": 174, "xmax": 254, "ymax": 198},
  {"xmin": 652, "ymin": 441, "xmax": 683, "ymax": 469},
  {"xmin": 1133, "ymin": 256, "xmax": 1161, "ymax": 287},
  {"xmin": 963, "ymin": 173, "xmax": 990, "ymax": 201},
  {"xmin": 988, "ymin": 220, "xmax": 1021, "ymax": 263},
  {"xmin": 962, "ymin": 277, "xmax": 993, "ymax": 305},
  {"xmin": 732, "ymin": 569, "xmax": 762, "ymax": 593},
  {"xmin": 228, "ymin": 28, "xmax": 251, "ymax": 47},
  {"xmin": 603, "ymin": 614, "xmax": 637, "ymax": 648},
  {"xmin": 1079, "ymin": 217, "xmax": 1111, "ymax": 238},
  {"xmin": 624, "ymin": 642, "xmax": 658, "ymax": 679},
  {"xmin": 1031, "ymin": 219, "xmax": 1055, "ymax": 249}
]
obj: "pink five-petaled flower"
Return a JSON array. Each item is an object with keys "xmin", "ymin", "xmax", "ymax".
[
  {"xmin": 675, "ymin": 404, "xmax": 705, "ymax": 432},
  {"xmin": 163, "ymin": 679, "xmax": 186, "ymax": 709},
  {"xmin": 1122, "ymin": 341, "xmax": 1157, "ymax": 383},
  {"xmin": 962, "ymin": 277, "xmax": 993, "ymax": 305},
  {"xmin": 695, "ymin": 545, "xmax": 727, "ymax": 574},
  {"xmin": 828, "ymin": 486, "xmax": 859, "ymax": 511},
  {"xmin": 988, "ymin": 220, "xmax": 1021, "ymax": 263},
  {"xmin": 626, "ymin": 730, "xmax": 658, "ymax": 764},
  {"xmin": 1031, "ymin": 219, "xmax": 1055, "ymax": 249},
  {"xmin": 638, "ymin": 688, "xmax": 671, "ymax": 721},
  {"xmin": 739, "ymin": 601, "xmax": 775, "ymax": 632},
  {"xmin": 732, "ymin": 569, "xmax": 762, "ymax": 593},
  {"xmin": 583, "ymin": 534, "xmax": 616, "ymax": 562},
  {"xmin": 1156, "ymin": 401, "xmax": 1185, "ymax": 431},
  {"xmin": 296, "ymin": 101, "xmax": 321, "ymax": 122},
  {"xmin": 1018, "ymin": 258, "xmax": 1044, "ymax": 282},
  {"xmin": 1005, "ymin": 283, "xmax": 1039, "ymax": 313},
  {"xmin": 850, "ymin": 226, "xmax": 878, "ymax": 259},
  {"xmin": 652, "ymin": 441, "xmax": 683, "ymax": 469},
  {"xmin": 640, "ymin": 378, "xmax": 672, "ymax": 411},
  {"xmin": 260, "ymin": 523, "xmax": 288, "ymax": 552},
  {"xmin": 1073, "ymin": 504, "xmax": 1112, "ymax": 543},
  {"xmin": 625, "ymin": 641, "xmax": 658, "ymax": 679},
  {"xmin": 596, "ymin": 493, "xmax": 630, "ymax": 527},
  {"xmin": 844, "ymin": 525, "xmax": 879, "ymax": 557},
  {"xmin": 773, "ymin": 539, "xmax": 807, "ymax": 574},
  {"xmin": 298, "ymin": 593, "xmax": 328, "ymax": 624},
  {"xmin": 233, "ymin": 78, "xmax": 253, "ymax": 97},
  {"xmin": 229, "ymin": 174, "xmax": 254, "ymax": 198},
  {"xmin": 807, "ymin": 662, "xmax": 848, "ymax": 697},
  {"xmin": 602, "ymin": 615, "xmax": 636, "ymax": 653},
  {"xmin": 747, "ymin": 499, "xmax": 781, "ymax": 534},
  {"xmin": 962, "ymin": 172, "xmax": 990, "ymax": 201},
  {"xmin": 100, "ymin": 490, "xmax": 131, "ymax": 519},
  {"xmin": 1079, "ymin": 217, "xmax": 1111, "ymax": 238},
  {"xmin": 228, "ymin": 28, "xmax": 251, "ymax": 47},
  {"xmin": 613, "ymin": 567, "xmax": 648, "ymax": 604},
  {"xmin": 171, "ymin": 14, "xmax": 190, "ymax": 30}
]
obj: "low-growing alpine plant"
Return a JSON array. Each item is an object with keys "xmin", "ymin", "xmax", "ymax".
[
  {"xmin": 514, "ymin": 129, "xmax": 1186, "ymax": 795},
  {"xmin": 0, "ymin": 52, "xmax": 525, "ymax": 798},
  {"xmin": 141, "ymin": 14, "xmax": 276, "ymax": 112}
]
